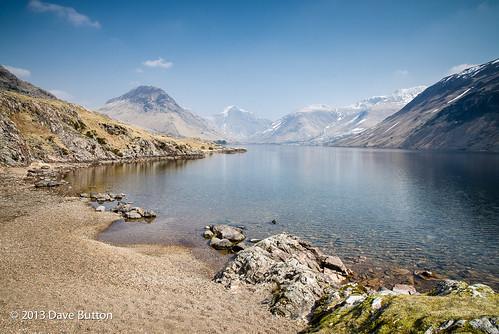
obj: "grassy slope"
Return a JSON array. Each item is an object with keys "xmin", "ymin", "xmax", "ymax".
[{"xmin": 308, "ymin": 284, "xmax": 498, "ymax": 333}]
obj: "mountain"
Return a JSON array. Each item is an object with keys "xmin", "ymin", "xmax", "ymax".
[
  {"xmin": 212, "ymin": 105, "xmax": 272, "ymax": 141},
  {"xmin": 0, "ymin": 65, "xmax": 56, "ymax": 99},
  {"xmin": 0, "ymin": 68, "xmax": 205, "ymax": 166},
  {"xmin": 255, "ymin": 87, "xmax": 426, "ymax": 144},
  {"xmin": 334, "ymin": 58, "xmax": 499, "ymax": 152},
  {"xmin": 98, "ymin": 86, "xmax": 221, "ymax": 140}
]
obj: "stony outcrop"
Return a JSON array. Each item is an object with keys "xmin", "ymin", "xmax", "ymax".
[{"xmin": 214, "ymin": 233, "xmax": 352, "ymax": 320}]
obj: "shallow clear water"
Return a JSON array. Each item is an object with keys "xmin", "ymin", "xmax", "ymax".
[{"xmin": 66, "ymin": 145, "xmax": 499, "ymax": 288}]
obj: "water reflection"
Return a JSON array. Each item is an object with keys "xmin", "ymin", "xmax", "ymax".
[{"xmin": 65, "ymin": 145, "xmax": 499, "ymax": 289}]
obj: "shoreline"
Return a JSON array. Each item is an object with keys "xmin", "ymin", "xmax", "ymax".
[{"xmin": 0, "ymin": 163, "xmax": 301, "ymax": 333}]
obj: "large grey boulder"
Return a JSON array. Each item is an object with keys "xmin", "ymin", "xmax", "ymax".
[{"xmin": 214, "ymin": 233, "xmax": 352, "ymax": 320}]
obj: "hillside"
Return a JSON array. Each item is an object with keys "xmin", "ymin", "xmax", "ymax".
[
  {"xmin": 0, "ymin": 91, "xmax": 207, "ymax": 166},
  {"xmin": 334, "ymin": 59, "xmax": 499, "ymax": 151},
  {"xmin": 98, "ymin": 86, "xmax": 221, "ymax": 140},
  {"xmin": 0, "ymin": 67, "xmax": 211, "ymax": 166}
]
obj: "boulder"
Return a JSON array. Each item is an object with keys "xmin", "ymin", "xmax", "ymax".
[
  {"xmin": 211, "ymin": 224, "xmax": 245, "ymax": 242},
  {"xmin": 125, "ymin": 210, "xmax": 142, "ymax": 219},
  {"xmin": 214, "ymin": 233, "xmax": 352, "ymax": 320},
  {"xmin": 210, "ymin": 238, "xmax": 233, "ymax": 250},
  {"xmin": 143, "ymin": 210, "xmax": 157, "ymax": 218}
]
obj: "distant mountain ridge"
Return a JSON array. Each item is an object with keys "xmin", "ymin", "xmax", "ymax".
[
  {"xmin": 253, "ymin": 86, "xmax": 426, "ymax": 144},
  {"xmin": 212, "ymin": 105, "xmax": 272, "ymax": 141},
  {"xmin": 334, "ymin": 58, "xmax": 499, "ymax": 151},
  {"xmin": 99, "ymin": 86, "xmax": 221, "ymax": 140}
]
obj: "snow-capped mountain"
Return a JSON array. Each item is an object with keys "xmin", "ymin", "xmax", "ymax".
[
  {"xmin": 335, "ymin": 58, "xmax": 499, "ymax": 151},
  {"xmin": 255, "ymin": 86, "xmax": 426, "ymax": 144},
  {"xmin": 98, "ymin": 86, "xmax": 221, "ymax": 139},
  {"xmin": 212, "ymin": 105, "xmax": 272, "ymax": 141}
]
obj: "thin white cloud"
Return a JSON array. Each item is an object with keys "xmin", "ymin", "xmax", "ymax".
[
  {"xmin": 3, "ymin": 65, "xmax": 31, "ymax": 78},
  {"xmin": 395, "ymin": 69, "xmax": 409, "ymax": 76},
  {"xmin": 447, "ymin": 63, "xmax": 478, "ymax": 75},
  {"xmin": 49, "ymin": 89, "xmax": 73, "ymax": 100},
  {"xmin": 135, "ymin": 68, "xmax": 144, "ymax": 73},
  {"xmin": 142, "ymin": 57, "xmax": 173, "ymax": 69},
  {"xmin": 28, "ymin": 0, "xmax": 101, "ymax": 29}
]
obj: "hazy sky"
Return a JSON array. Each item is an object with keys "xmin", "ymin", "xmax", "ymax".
[{"xmin": 1, "ymin": 0, "xmax": 499, "ymax": 120}]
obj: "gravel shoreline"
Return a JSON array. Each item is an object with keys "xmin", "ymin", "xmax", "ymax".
[{"xmin": 0, "ymin": 166, "xmax": 302, "ymax": 333}]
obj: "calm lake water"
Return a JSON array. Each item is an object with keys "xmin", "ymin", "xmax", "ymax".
[{"xmin": 65, "ymin": 145, "xmax": 499, "ymax": 288}]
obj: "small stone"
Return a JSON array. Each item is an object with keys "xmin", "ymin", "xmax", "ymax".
[
  {"xmin": 271, "ymin": 219, "xmax": 277, "ymax": 224},
  {"xmin": 371, "ymin": 297, "xmax": 382, "ymax": 310},
  {"xmin": 393, "ymin": 268, "xmax": 411, "ymax": 275},
  {"xmin": 392, "ymin": 284, "xmax": 418, "ymax": 295},
  {"xmin": 249, "ymin": 238, "xmax": 262, "ymax": 243},
  {"xmin": 204, "ymin": 225, "xmax": 211, "ymax": 230},
  {"xmin": 125, "ymin": 210, "xmax": 142, "ymax": 219},
  {"xmin": 414, "ymin": 270, "xmax": 434, "ymax": 280},
  {"xmin": 79, "ymin": 193, "xmax": 90, "ymax": 198},
  {"xmin": 95, "ymin": 205, "xmax": 106, "ymax": 212},
  {"xmin": 203, "ymin": 230, "xmax": 214, "ymax": 239},
  {"xmin": 345, "ymin": 295, "xmax": 365, "ymax": 306},
  {"xmin": 143, "ymin": 210, "xmax": 157, "ymax": 218}
]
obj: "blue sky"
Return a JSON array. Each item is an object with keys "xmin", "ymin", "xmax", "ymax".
[{"xmin": 1, "ymin": 0, "xmax": 499, "ymax": 120}]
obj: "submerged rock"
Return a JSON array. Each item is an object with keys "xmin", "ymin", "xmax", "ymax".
[{"xmin": 214, "ymin": 233, "xmax": 352, "ymax": 320}]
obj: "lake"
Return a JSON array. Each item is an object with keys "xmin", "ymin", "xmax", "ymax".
[{"xmin": 65, "ymin": 145, "xmax": 499, "ymax": 289}]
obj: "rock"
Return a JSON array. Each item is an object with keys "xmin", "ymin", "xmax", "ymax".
[
  {"xmin": 204, "ymin": 225, "xmax": 211, "ymax": 230},
  {"xmin": 211, "ymin": 224, "xmax": 245, "ymax": 242},
  {"xmin": 271, "ymin": 219, "xmax": 277, "ymax": 224},
  {"xmin": 79, "ymin": 192, "xmax": 90, "ymax": 198},
  {"xmin": 143, "ymin": 210, "xmax": 157, "ymax": 218},
  {"xmin": 131, "ymin": 207, "xmax": 145, "ymax": 216},
  {"xmin": 393, "ymin": 268, "xmax": 411, "ymax": 275},
  {"xmin": 345, "ymin": 295, "xmax": 365, "ymax": 306},
  {"xmin": 469, "ymin": 317, "xmax": 499, "ymax": 334},
  {"xmin": 95, "ymin": 205, "xmax": 106, "ymax": 212},
  {"xmin": 203, "ymin": 230, "xmax": 214, "ymax": 239},
  {"xmin": 40, "ymin": 165, "xmax": 50, "ymax": 169},
  {"xmin": 114, "ymin": 193, "xmax": 126, "ymax": 200},
  {"xmin": 231, "ymin": 242, "xmax": 248, "ymax": 252},
  {"xmin": 392, "ymin": 284, "xmax": 418, "ymax": 295},
  {"xmin": 414, "ymin": 270, "xmax": 435, "ymax": 280},
  {"xmin": 34, "ymin": 179, "xmax": 61, "ymax": 187},
  {"xmin": 249, "ymin": 238, "xmax": 262, "ymax": 243},
  {"xmin": 321, "ymin": 255, "xmax": 352, "ymax": 276},
  {"xmin": 371, "ymin": 297, "xmax": 382, "ymax": 310},
  {"xmin": 112, "ymin": 203, "xmax": 132, "ymax": 213},
  {"xmin": 214, "ymin": 233, "xmax": 352, "ymax": 320},
  {"xmin": 125, "ymin": 210, "xmax": 142, "ymax": 219},
  {"xmin": 210, "ymin": 238, "xmax": 233, "ymax": 250}
]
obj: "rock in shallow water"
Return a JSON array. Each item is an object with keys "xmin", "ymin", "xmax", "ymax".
[
  {"xmin": 211, "ymin": 224, "xmax": 245, "ymax": 242},
  {"xmin": 214, "ymin": 233, "xmax": 352, "ymax": 320},
  {"xmin": 210, "ymin": 238, "xmax": 234, "ymax": 250}
]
